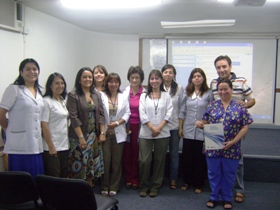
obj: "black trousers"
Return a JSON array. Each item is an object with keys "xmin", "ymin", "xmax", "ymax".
[{"xmin": 181, "ymin": 139, "xmax": 207, "ymax": 188}]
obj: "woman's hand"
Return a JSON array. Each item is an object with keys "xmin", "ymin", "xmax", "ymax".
[
  {"xmin": 195, "ymin": 120, "xmax": 204, "ymax": 129},
  {"xmin": 99, "ymin": 134, "xmax": 106, "ymax": 143},
  {"xmin": 149, "ymin": 125, "xmax": 160, "ymax": 137},
  {"xmin": 222, "ymin": 141, "xmax": 234, "ymax": 150},
  {"xmin": 79, "ymin": 137, "xmax": 87, "ymax": 150},
  {"xmin": 178, "ymin": 127, "xmax": 183, "ymax": 138},
  {"xmin": 48, "ymin": 145, "xmax": 57, "ymax": 157},
  {"xmin": 107, "ymin": 122, "xmax": 118, "ymax": 129}
]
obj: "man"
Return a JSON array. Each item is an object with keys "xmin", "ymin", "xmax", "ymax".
[{"xmin": 210, "ymin": 55, "xmax": 256, "ymax": 203}]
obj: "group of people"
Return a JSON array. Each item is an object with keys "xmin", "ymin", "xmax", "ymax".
[{"xmin": 0, "ymin": 55, "xmax": 255, "ymax": 209}]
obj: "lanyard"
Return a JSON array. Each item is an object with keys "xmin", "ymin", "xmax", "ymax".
[{"xmin": 151, "ymin": 92, "xmax": 160, "ymax": 115}]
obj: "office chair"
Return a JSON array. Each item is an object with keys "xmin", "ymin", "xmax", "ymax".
[
  {"xmin": 0, "ymin": 171, "xmax": 42, "ymax": 209},
  {"xmin": 35, "ymin": 175, "xmax": 118, "ymax": 210}
]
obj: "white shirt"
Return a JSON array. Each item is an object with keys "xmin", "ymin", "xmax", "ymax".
[
  {"xmin": 41, "ymin": 96, "xmax": 69, "ymax": 151},
  {"xmin": 164, "ymin": 84, "xmax": 184, "ymax": 130},
  {"xmin": 0, "ymin": 85, "xmax": 44, "ymax": 154},
  {"xmin": 139, "ymin": 92, "xmax": 173, "ymax": 139}
]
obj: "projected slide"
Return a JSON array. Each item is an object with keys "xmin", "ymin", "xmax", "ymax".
[{"xmin": 170, "ymin": 41, "xmax": 253, "ymax": 88}]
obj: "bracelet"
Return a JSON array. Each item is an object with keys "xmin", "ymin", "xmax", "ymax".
[
  {"xmin": 115, "ymin": 121, "xmax": 119, "ymax": 126},
  {"xmin": 78, "ymin": 135, "xmax": 84, "ymax": 139}
]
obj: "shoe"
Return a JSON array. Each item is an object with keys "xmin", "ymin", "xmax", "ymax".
[
  {"xmin": 206, "ymin": 199, "xmax": 217, "ymax": 208},
  {"xmin": 132, "ymin": 184, "xmax": 139, "ymax": 190},
  {"xmin": 125, "ymin": 183, "xmax": 132, "ymax": 189},
  {"xmin": 194, "ymin": 188, "xmax": 202, "ymax": 194},
  {"xmin": 223, "ymin": 201, "xmax": 233, "ymax": 209},
  {"xmin": 181, "ymin": 184, "xmax": 189, "ymax": 191},
  {"xmin": 139, "ymin": 191, "xmax": 147, "ymax": 197},
  {"xmin": 101, "ymin": 191, "xmax": 108, "ymax": 196},
  {"xmin": 234, "ymin": 193, "xmax": 244, "ymax": 203},
  {"xmin": 109, "ymin": 191, "xmax": 117, "ymax": 196},
  {"xmin": 149, "ymin": 191, "xmax": 158, "ymax": 198},
  {"xmin": 170, "ymin": 180, "xmax": 177, "ymax": 189}
]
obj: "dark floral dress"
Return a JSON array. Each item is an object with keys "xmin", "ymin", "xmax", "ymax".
[{"xmin": 68, "ymin": 103, "xmax": 104, "ymax": 179}]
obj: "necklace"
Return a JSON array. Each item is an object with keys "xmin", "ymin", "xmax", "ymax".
[
  {"xmin": 194, "ymin": 90, "xmax": 200, "ymax": 96},
  {"xmin": 151, "ymin": 91, "xmax": 160, "ymax": 115},
  {"xmin": 110, "ymin": 95, "xmax": 117, "ymax": 113}
]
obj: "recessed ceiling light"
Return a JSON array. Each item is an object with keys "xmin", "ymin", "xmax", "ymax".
[{"xmin": 60, "ymin": 0, "xmax": 161, "ymax": 9}]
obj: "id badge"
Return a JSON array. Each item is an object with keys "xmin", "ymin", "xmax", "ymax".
[
  {"xmin": 150, "ymin": 115, "xmax": 161, "ymax": 125},
  {"xmin": 110, "ymin": 115, "xmax": 116, "ymax": 121}
]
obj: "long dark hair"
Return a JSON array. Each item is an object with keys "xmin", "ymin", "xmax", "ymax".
[
  {"xmin": 14, "ymin": 58, "xmax": 42, "ymax": 95},
  {"xmin": 75, "ymin": 67, "xmax": 95, "ymax": 95},
  {"xmin": 186, "ymin": 68, "xmax": 209, "ymax": 97},
  {"xmin": 146, "ymin": 69, "xmax": 165, "ymax": 98},
  {"xmin": 43, "ymin": 73, "xmax": 67, "ymax": 99},
  {"xmin": 104, "ymin": 73, "xmax": 122, "ymax": 97},
  {"xmin": 161, "ymin": 64, "xmax": 178, "ymax": 97}
]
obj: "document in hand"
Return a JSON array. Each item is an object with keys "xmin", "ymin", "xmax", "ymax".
[{"xmin": 204, "ymin": 123, "xmax": 224, "ymax": 150}]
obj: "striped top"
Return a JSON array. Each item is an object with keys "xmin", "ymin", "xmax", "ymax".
[{"xmin": 210, "ymin": 72, "xmax": 255, "ymax": 101}]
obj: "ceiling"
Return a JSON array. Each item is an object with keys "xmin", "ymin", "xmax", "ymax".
[{"xmin": 18, "ymin": 0, "xmax": 280, "ymax": 36}]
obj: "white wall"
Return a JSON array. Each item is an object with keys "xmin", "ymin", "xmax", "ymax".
[
  {"xmin": 0, "ymin": 6, "xmax": 139, "ymax": 97},
  {"xmin": 86, "ymin": 31, "xmax": 139, "ymax": 88}
]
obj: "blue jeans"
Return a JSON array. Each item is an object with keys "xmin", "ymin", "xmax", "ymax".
[{"xmin": 169, "ymin": 130, "xmax": 180, "ymax": 181}]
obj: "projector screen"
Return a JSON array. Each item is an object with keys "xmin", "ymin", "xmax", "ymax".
[
  {"xmin": 168, "ymin": 39, "xmax": 277, "ymax": 124},
  {"xmin": 142, "ymin": 38, "xmax": 277, "ymax": 124}
]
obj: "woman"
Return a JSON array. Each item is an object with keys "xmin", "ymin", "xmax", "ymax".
[
  {"xmin": 161, "ymin": 64, "xmax": 184, "ymax": 189},
  {"xmin": 196, "ymin": 79, "xmax": 253, "ymax": 209},
  {"xmin": 0, "ymin": 58, "xmax": 44, "ymax": 178},
  {"xmin": 93, "ymin": 65, "xmax": 108, "ymax": 92},
  {"xmin": 41, "ymin": 73, "xmax": 69, "ymax": 178},
  {"xmin": 138, "ymin": 69, "xmax": 173, "ymax": 198},
  {"xmin": 178, "ymin": 68, "xmax": 212, "ymax": 193},
  {"xmin": 100, "ymin": 73, "xmax": 130, "ymax": 196},
  {"xmin": 122, "ymin": 66, "xmax": 145, "ymax": 190},
  {"xmin": 67, "ymin": 67, "xmax": 106, "ymax": 187}
]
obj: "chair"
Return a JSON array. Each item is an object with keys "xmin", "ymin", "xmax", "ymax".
[
  {"xmin": 0, "ymin": 171, "xmax": 42, "ymax": 209},
  {"xmin": 35, "ymin": 175, "xmax": 118, "ymax": 210}
]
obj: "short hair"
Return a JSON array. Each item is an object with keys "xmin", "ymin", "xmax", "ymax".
[
  {"xmin": 217, "ymin": 78, "xmax": 233, "ymax": 90},
  {"xmin": 104, "ymin": 73, "xmax": 122, "ymax": 97},
  {"xmin": 127, "ymin": 66, "xmax": 144, "ymax": 83},
  {"xmin": 44, "ymin": 72, "xmax": 67, "ymax": 99},
  {"xmin": 146, "ymin": 69, "xmax": 165, "ymax": 97},
  {"xmin": 93, "ymin": 65, "xmax": 108, "ymax": 80},
  {"xmin": 186, "ymin": 68, "xmax": 209, "ymax": 97},
  {"xmin": 214, "ymin": 55, "xmax": 232, "ymax": 67},
  {"xmin": 74, "ymin": 67, "xmax": 94, "ymax": 95},
  {"xmin": 14, "ymin": 58, "xmax": 42, "ymax": 95},
  {"xmin": 161, "ymin": 64, "xmax": 178, "ymax": 97}
]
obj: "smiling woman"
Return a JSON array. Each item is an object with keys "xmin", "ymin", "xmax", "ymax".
[
  {"xmin": 0, "ymin": 58, "xmax": 44, "ymax": 178},
  {"xmin": 67, "ymin": 67, "xmax": 106, "ymax": 187}
]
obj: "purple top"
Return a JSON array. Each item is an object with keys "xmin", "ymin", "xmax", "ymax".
[
  {"xmin": 129, "ymin": 86, "xmax": 143, "ymax": 124},
  {"xmin": 202, "ymin": 99, "xmax": 253, "ymax": 159}
]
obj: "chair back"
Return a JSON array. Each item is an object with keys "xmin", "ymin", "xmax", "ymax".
[
  {"xmin": 0, "ymin": 171, "xmax": 41, "ymax": 208},
  {"xmin": 35, "ymin": 175, "xmax": 98, "ymax": 210}
]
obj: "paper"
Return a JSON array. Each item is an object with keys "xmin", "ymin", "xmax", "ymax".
[{"xmin": 204, "ymin": 123, "xmax": 224, "ymax": 150}]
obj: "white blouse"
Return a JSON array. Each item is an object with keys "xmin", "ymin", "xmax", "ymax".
[
  {"xmin": 41, "ymin": 96, "xmax": 69, "ymax": 151},
  {"xmin": 139, "ymin": 91, "xmax": 173, "ymax": 139}
]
